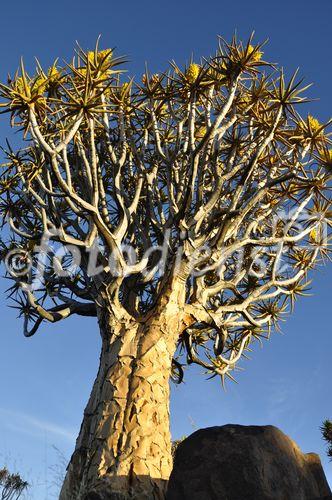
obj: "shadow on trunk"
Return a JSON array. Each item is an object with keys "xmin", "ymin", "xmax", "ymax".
[{"xmin": 79, "ymin": 475, "xmax": 168, "ymax": 500}]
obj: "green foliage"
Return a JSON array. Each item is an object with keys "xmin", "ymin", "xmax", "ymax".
[{"xmin": 321, "ymin": 420, "xmax": 332, "ymax": 460}]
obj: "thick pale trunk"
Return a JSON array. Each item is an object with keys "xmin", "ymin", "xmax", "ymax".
[{"xmin": 60, "ymin": 283, "xmax": 187, "ymax": 500}]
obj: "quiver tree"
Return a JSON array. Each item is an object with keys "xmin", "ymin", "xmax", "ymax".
[{"xmin": 0, "ymin": 35, "xmax": 331, "ymax": 499}]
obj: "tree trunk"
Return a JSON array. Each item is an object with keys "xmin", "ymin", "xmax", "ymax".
[{"xmin": 60, "ymin": 281, "xmax": 188, "ymax": 500}]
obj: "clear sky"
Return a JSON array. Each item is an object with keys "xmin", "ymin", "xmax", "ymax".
[{"xmin": 0, "ymin": 1, "xmax": 331, "ymax": 498}]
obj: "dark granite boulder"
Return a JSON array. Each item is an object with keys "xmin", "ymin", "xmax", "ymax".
[{"xmin": 167, "ymin": 425, "xmax": 331, "ymax": 500}]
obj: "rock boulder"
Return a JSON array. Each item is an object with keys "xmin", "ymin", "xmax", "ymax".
[{"xmin": 167, "ymin": 425, "xmax": 331, "ymax": 500}]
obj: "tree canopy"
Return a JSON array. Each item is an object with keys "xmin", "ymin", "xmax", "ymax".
[{"xmin": 0, "ymin": 35, "xmax": 331, "ymax": 385}]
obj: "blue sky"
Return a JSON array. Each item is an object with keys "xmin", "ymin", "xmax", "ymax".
[{"xmin": 0, "ymin": 1, "xmax": 331, "ymax": 498}]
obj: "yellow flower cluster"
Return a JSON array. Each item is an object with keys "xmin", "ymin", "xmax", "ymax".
[
  {"xmin": 32, "ymin": 76, "xmax": 47, "ymax": 94},
  {"xmin": 238, "ymin": 93, "xmax": 252, "ymax": 109},
  {"xmin": 247, "ymin": 44, "xmax": 263, "ymax": 62},
  {"xmin": 87, "ymin": 51, "xmax": 95, "ymax": 64},
  {"xmin": 13, "ymin": 72, "xmax": 54, "ymax": 99},
  {"xmin": 47, "ymin": 66, "xmax": 59, "ymax": 83},
  {"xmin": 87, "ymin": 49, "xmax": 113, "ymax": 66},
  {"xmin": 186, "ymin": 63, "xmax": 200, "ymax": 83},
  {"xmin": 77, "ymin": 68, "xmax": 87, "ymax": 77},
  {"xmin": 308, "ymin": 115, "xmax": 322, "ymax": 134},
  {"xmin": 14, "ymin": 77, "xmax": 27, "ymax": 95},
  {"xmin": 309, "ymin": 227, "xmax": 318, "ymax": 242},
  {"xmin": 195, "ymin": 125, "xmax": 207, "ymax": 140}
]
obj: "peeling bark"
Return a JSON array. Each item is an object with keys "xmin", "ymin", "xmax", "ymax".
[{"xmin": 60, "ymin": 281, "xmax": 187, "ymax": 500}]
